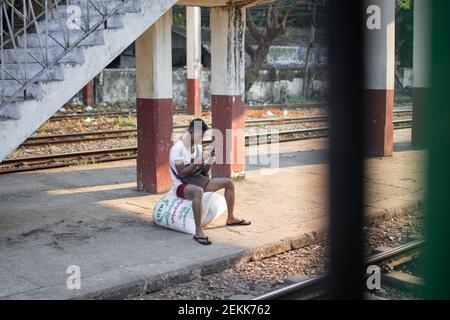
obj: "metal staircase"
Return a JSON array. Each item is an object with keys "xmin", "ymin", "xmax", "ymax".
[{"xmin": 0, "ymin": 0, "xmax": 177, "ymax": 162}]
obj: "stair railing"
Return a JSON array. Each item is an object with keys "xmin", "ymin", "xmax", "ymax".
[{"xmin": 0, "ymin": 0, "xmax": 133, "ymax": 109}]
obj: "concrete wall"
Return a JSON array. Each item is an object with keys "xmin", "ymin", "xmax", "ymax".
[
  {"xmin": 69, "ymin": 66, "xmax": 328, "ymax": 108},
  {"xmin": 397, "ymin": 67, "xmax": 413, "ymax": 88},
  {"xmin": 73, "ymin": 41, "xmax": 410, "ymax": 108},
  {"xmin": 246, "ymin": 67, "xmax": 328, "ymax": 104},
  {"xmin": 80, "ymin": 44, "xmax": 329, "ymax": 107},
  {"xmin": 263, "ymin": 46, "xmax": 328, "ymax": 68},
  {"xmin": 95, "ymin": 69, "xmax": 136, "ymax": 105},
  {"xmin": 112, "ymin": 44, "xmax": 328, "ymax": 70}
]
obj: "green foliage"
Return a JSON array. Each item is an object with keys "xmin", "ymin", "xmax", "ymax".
[
  {"xmin": 250, "ymin": 9, "xmax": 268, "ymax": 27},
  {"xmin": 396, "ymin": 0, "xmax": 414, "ymax": 67},
  {"xmin": 396, "ymin": 0, "xmax": 412, "ymax": 10},
  {"xmin": 284, "ymin": 95, "xmax": 306, "ymax": 104},
  {"xmin": 173, "ymin": 12, "xmax": 186, "ymax": 27},
  {"xmin": 249, "ymin": 0, "xmax": 326, "ymax": 28},
  {"xmin": 113, "ymin": 117, "xmax": 136, "ymax": 128},
  {"xmin": 71, "ymin": 160, "xmax": 96, "ymax": 167},
  {"xmin": 280, "ymin": 26, "xmax": 295, "ymax": 42}
]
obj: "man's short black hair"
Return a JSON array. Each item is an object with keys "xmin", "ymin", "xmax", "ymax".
[{"xmin": 188, "ymin": 118, "xmax": 209, "ymax": 132}]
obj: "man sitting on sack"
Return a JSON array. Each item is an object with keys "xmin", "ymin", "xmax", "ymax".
[{"xmin": 169, "ymin": 118, "xmax": 251, "ymax": 245}]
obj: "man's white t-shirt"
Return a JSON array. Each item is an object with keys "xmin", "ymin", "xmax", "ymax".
[{"xmin": 169, "ymin": 139, "xmax": 202, "ymax": 193}]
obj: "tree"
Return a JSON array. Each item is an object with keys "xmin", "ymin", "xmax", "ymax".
[
  {"xmin": 245, "ymin": 0, "xmax": 326, "ymax": 94},
  {"xmin": 396, "ymin": 0, "xmax": 412, "ymax": 10},
  {"xmin": 396, "ymin": 0, "xmax": 413, "ymax": 67}
]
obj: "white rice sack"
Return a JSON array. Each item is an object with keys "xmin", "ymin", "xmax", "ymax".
[
  {"xmin": 153, "ymin": 190, "xmax": 227, "ymax": 235},
  {"xmin": 201, "ymin": 192, "xmax": 228, "ymax": 226}
]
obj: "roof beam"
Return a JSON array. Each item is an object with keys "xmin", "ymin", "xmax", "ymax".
[{"xmin": 176, "ymin": 0, "xmax": 274, "ymax": 8}]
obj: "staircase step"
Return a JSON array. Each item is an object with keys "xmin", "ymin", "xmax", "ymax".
[
  {"xmin": 0, "ymin": 0, "xmax": 177, "ymax": 161},
  {"xmin": 0, "ymin": 103, "xmax": 21, "ymax": 120},
  {"xmin": 37, "ymin": 14, "xmax": 124, "ymax": 32},
  {"xmin": 17, "ymin": 30, "xmax": 105, "ymax": 48},
  {"xmin": 1, "ymin": 47, "xmax": 85, "ymax": 64},
  {"xmin": 0, "ymin": 80, "xmax": 43, "ymax": 100},
  {"xmin": 52, "ymin": 0, "xmax": 142, "ymax": 18},
  {"xmin": 0, "ymin": 63, "xmax": 65, "ymax": 81},
  {"xmin": 67, "ymin": 0, "xmax": 142, "ymax": 10},
  {"xmin": 67, "ymin": 0, "xmax": 141, "ymax": 5}
]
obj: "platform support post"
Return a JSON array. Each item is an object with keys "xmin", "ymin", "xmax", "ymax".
[
  {"xmin": 135, "ymin": 10, "xmax": 173, "ymax": 193},
  {"xmin": 186, "ymin": 6, "xmax": 202, "ymax": 116},
  {"xmin": 364, "ymin": 0, "xmax": 395, "ymax": 157},
  {"xmin": 210, "ymin": 6, "xmax": 246, "ymax": 178},
  {"xmin": 82, "ymin": 80, "xmax": 94, "ymax": 107},
  {"xmin": 412, "ymin": 0, "xmax": 431, "ymax": 148}
]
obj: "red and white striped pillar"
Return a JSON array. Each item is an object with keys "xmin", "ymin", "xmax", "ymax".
[
  {"xmin": 135, "ymin": 10, "xmax": 173, "ymax": 193},
  {"xmin": 210, "ymin": 6, "xmax": 246, "ymax": 178},
  {"xmin": 82, "ymin": 80, "xmax": 94, "ymax": 107},
  {"xmin": 412, "ymin": 0, "xmax": 431, "ymax": 148},
  {"xmin": 364, "ymin": 0, "xmax": 395, "ymax": 156},
  {"xmin": 186, "ymin": 6, "xmax": 202, "ymax": 116}
]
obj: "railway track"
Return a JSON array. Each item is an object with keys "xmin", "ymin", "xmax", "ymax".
[
  {"xmin": 1, "ymin": 118, "xmax": 412, "ymax": 174},
  {"xmin": 22, "ymin": 116, "xmax": 330, "ymax": 147},
  {"xmin": 0, "ymin": 127, "xmax": 330, "ymax": 173},
  {"xmin": 47, "ymin": 105, "xmax": 410, "ymax": 122},
  {"xmin": 252, "ymin": 239, "xmax": 424, "ymax": 300},
  {"xmin": 47, "ymin": 103, "xmax": 331, "ymax": 121},
  {"xmin": 49, "ymin": 111, "xmax": 136, "ymax": 121},
  {"xmin": 22, "ymin": 129, "xmax": 138, "ymax": 147},
  {"xmin": 21, "ymin": 116, "xmax": 411, "ymax": 147}
]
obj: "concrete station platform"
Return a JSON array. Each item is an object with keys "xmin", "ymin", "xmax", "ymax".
[{"xmin": 0, "ymin": 128, "xmax": 425, "ymax": 299}]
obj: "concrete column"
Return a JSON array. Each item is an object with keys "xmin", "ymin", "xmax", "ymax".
[
  {"xmin": 82, "ymin": 80, "xmax": 94, "ymax": 107},
  {"xmin": 186, "ymin": 6, "xmax": 202, "ymax": 116},
  {"xmin": 135, "ymin": 10, "xmax": 173, "ymax": 193},
  {"xmin": 364, "ymin": 0, "xmax": 395, "ymax": 156},
  {"xmin": 412, "ymin": 0, "xmax": 431, "ymax": 148},
  {"xmin": 210, "ymin": 6, "xmax": 246, "ymax": 178}
]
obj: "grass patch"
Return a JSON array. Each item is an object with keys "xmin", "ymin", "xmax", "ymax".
[
  {"xmin": 113, "ymin": 117, "xmax": 137, "ymax": 127},
  {"xmin": 71, "ymin": 160, "xmax": 96, "ymax": 167}
]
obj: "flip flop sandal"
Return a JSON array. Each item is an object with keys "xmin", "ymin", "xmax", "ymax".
[
  {"xmin": 226, "ymin": 219, "xmax": 251, "ymax": 226},
  {"xmin": 193, "ymin": 235, "xmax": 212, "ymax": 245}
]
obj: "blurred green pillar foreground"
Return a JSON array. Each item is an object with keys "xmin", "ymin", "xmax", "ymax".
[{"xmin": 424, "ymin": 0, "xmax": 450, "ymax": 300}]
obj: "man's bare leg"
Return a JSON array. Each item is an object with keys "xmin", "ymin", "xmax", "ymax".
[
  {"xmin": 183, "ymin": 184, "xmax": 207, "ymax": 239},
  {"xmin": 204, "ymin": 178, "xmax": 249, "ymax": 225}
]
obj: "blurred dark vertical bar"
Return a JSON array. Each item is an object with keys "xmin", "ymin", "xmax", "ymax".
[
  {"xmin": 424, "ymin": 0, "xmax": 450, "ymax": 300},
  {"xmin": 327, "ymin": 1, "xmax": 365, "ymax": 299}
]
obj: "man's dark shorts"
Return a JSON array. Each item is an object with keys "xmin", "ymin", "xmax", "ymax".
[{"xmin": 176, "ymin": 183, "xmax": 188, "ymax": 199}]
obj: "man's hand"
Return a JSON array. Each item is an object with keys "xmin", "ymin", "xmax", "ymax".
[
  {"xmin": 202, "ymin": 150, "xmax": 212, "ymax": 162},
  {"xmin": 205, "ymin": 156, "xmax": 216, "ymax": 165},
  {"xmin": 193, "ymin": 152, "xmax": 203, "ymax": 165},
  {"xmin": 204, "ymin": 145, "xmax": 216, "ymax": 157},
  {"xmin": 175, "ymin": 160, "xmax": 198, "ymax": 178}
]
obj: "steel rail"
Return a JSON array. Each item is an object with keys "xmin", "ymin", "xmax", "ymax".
[
  {"xmin": 20, "ymin": 118, "xmax": 412, "ymax": 147},
  {"xmin": 46, "ymin": 109, "xmax": 411, "ymax": 122},
  {"xmin": 0, "ymin": 128, "xmax": 332, "ymax": 173},
  {"xmin": 22, "ymin": 128, "xmax": 137, "ymax": 146},
  {"xmin": 2, "ymin": 121, "xmax": 414, "ymax": 173},
  {"xmin": 252, "ymin": 239, "xmax": 425, "ymax": 300},
  {"xmin": 23, "ymin": 116, "xmax": 330, "ymax": 146}
]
